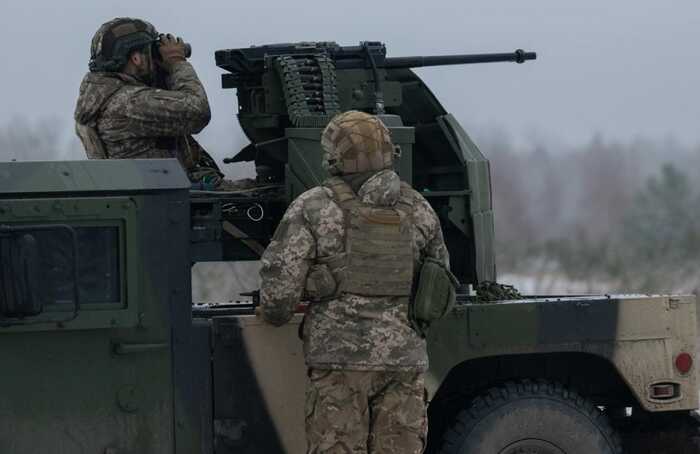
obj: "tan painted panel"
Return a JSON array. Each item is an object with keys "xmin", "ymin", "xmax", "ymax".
[
  {"xmin": 615, "ymin": 296, "xmax": 671, "ymax": 341},
  {"xmin": 238, "ymin": 314, "xmax": 307, "ymax": 454},
  {"xmin": 610, "ymin": 296, "xmax": 698, "ymax": 411}
]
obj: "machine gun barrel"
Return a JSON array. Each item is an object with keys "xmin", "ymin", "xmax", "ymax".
[{"xmin": 384, "ymin": 49, "xmax": 536, "ymax": 69}]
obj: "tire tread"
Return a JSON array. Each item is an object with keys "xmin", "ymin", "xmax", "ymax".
[{"xmin": 439, "ymin": 379, "xmax": 623, "ymax": 454}]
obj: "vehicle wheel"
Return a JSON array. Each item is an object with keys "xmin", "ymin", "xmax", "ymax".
[{"xmin": 439, "ymin": 379, "xmax": 622, "ymax": 454}]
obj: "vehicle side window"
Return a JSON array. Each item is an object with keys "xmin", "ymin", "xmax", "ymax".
[{"xmin": 35, "ymin": 226, "xmax": 121, "ymax": 306}]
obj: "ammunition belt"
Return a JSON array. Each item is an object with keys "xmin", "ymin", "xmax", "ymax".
[{"xmin": 274, "ymin": 53, "xmax": 340, "ymax": 127}]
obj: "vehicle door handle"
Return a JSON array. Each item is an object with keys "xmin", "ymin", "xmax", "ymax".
[{"xmin": 113, "ymin": 342, "xmax": 168, "ymax": 356}]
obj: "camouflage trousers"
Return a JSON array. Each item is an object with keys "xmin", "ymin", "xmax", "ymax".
[{"xmin": 305, "ymin": 369, "xmax": 427, "ymax": 454}]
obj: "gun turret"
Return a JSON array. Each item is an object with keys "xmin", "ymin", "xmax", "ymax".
[{"xmin": 213, "ymin": 41, "xmax": 537, "ymax": 285}]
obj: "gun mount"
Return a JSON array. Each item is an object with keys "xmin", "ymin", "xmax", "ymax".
[{"xmin": 206, "ymin": 41, "xmax": 536, "ymax": 286}]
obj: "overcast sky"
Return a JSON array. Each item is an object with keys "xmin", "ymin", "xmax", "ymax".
[{"xmin": 1, "ymin": 0, "xmax": 699, "ymax": 164}]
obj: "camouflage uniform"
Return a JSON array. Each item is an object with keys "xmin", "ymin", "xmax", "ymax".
[
  {"xmin": 260, "ymin": 111, "xmax": 449, "ymax": 454},
  {"xmin": 74, "ymin": 61, "xmax": 210, "ymax": 167},
  {"xmin": 74, "ymin": 18, "xmax": 245, "ymax": 189},
  {"xmin": 306, "ymin": 369, "xmax": 427, "ymax": 454}
]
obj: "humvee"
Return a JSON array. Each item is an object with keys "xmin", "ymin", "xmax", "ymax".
[{"xmin": 0, "ymin": 42, "xmax": 697, "ymax": 453}]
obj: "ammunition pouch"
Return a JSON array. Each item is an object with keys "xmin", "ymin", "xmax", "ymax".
[
  {"xmin": 304, "ymin": 263, "xmax": 338, "ymax": 302},
  {"xmin": 410, "ymin": 257, "xmax": 458, "ymax": 337}
]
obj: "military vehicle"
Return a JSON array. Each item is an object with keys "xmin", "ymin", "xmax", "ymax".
[{"xmin": 0, "ymin": 41, "xmax": 698, "ymax": 454}]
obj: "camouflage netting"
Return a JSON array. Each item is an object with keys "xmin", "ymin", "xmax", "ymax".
[{"xmin": 474, "ymin": 281, "xmax": 522, "ymax": 303}]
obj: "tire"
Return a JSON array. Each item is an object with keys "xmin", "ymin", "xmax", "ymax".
[{"xmin": 439, "ymin": 379, "xmax": 622, "ymax": 454}]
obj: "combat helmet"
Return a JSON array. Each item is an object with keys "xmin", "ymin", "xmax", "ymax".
[
  {"xmin": 321, "ymin": 111, "xmax": 395, "ymax": 175},
  {"xmin": 89, "ymin": 18, "xmax": 157, "ymax": 72}
]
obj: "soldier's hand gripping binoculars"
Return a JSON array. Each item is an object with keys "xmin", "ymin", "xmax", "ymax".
[{"xmin": 152, "ymin": 34, "xmax": 192, "ymax": 59}]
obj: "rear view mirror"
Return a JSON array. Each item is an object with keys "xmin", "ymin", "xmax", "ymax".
[{"xmin": 0, "ymin": 229, "xmax": 42, "ymax": 317}]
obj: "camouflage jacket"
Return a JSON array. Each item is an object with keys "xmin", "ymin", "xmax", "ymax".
[
  {"xmin": 74, "ymin": 61, "xmax": 210, "ymax": 168},
  {"xmin": 260, "ymin": 169, "xmax": 449, "ymax": 372}
]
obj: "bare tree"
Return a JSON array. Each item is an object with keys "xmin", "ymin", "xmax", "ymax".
[{"xmin": 0, "ymin": 116, "xmax": 82, "ymax": 161}]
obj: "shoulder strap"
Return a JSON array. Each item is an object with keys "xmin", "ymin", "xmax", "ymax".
[
  {"xmin": 395, "ymin": 182, "xmax": 415, "ymax": 217},
  {"xmin": 323, "ymin": 177, "xmax": 358, "ymax": 209}
]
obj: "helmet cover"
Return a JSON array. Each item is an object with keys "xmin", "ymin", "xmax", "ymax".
[
  {"xmin": 89, "ymin": 17, "xmax": 157, "ymax": 72},
  {"xmin": 321, "ymin": 111, "xmax": 394, "ymax": 175}
]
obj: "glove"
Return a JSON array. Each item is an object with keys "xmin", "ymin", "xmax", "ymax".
[{"xmin": 158, "ymin": 34, "xmax": 187, "ymax": 72}]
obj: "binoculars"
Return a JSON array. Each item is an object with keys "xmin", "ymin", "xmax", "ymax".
[{"xmin": 152, "ymin": 34, "xmax": 192, "ymax": 59}]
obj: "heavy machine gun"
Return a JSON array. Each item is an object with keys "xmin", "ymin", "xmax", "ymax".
[
  {"xmin": 192, "ymin": 41, "xmax": 536, "ymax": 287},
  {"xmin": 216, "ymin": 41, "xmax": 533, "ymax": 119}
]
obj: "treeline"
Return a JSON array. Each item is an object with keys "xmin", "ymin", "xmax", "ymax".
[
  {"xmin": 2, "ymin": 117, "xmax": 699, "ymax": 297},
  {"xmin": 482, "ymin": 132, "xmax": 700, "ymax": 294},
  {"xmin": 0, "ymin": 117, "xmax": 83, "ymax": 161}
]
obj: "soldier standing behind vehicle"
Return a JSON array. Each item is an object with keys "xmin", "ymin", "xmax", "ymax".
[
  {"xmin": 74, "ymin": 17, "xmax": 243, "ymax": 189},
  {"xmin": 259, "ymin": 111, "xmax": 451, "ymax": 453}
]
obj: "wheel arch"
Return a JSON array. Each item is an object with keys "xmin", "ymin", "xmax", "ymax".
[{"xmin": 426, "ymin": 351, "xmax": 637, "ymax": 453}]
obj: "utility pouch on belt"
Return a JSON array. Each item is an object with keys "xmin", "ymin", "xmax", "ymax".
[
  {"xmin": 410, "ymin": 257, "xmax": 459, "ymax": 336},
  {"xmin": 304, "ymin": 264, "xmax": 338, "ymax": 301}
]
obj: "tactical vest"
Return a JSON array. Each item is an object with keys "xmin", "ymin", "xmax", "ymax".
[
  {"xmin": 319, "ymin": 177, "xmax": 415, "ymax": 297},
  {"xmin": 75, "ymin": 81, "xmax": 125, "ymax": 160}
]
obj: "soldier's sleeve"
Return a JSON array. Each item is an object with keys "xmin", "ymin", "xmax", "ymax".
[
  {"xmin": 259, "ymin": 196, "xmax": 316, "ymax": 326},
  {"xmin": 122, "ymin": 61, "xmax": 211, "ymax": 137},
  {"xmin": 414, "ymin": 191, "xmax": 451, "ymax": 268}
]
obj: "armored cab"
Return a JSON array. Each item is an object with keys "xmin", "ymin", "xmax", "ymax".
[{"xmin": 0, "ymin": 160, "xmax": 213, "ymax": 454}]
